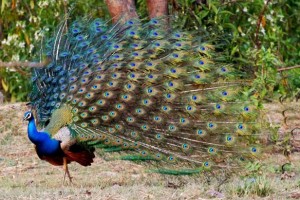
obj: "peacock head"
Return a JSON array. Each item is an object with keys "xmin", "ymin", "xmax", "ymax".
[{"xmin": 23, "ymin": 111, "xmax": 33, "ymax": 121}]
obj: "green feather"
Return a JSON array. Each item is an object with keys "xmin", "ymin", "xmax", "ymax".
[{"xmin": 29, "ymin": 17, "xmax": 263, "ymax": 175}]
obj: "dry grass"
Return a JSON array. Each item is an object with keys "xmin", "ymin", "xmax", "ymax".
[{"xmin": 0, "ymin": 102, "xmax": 300, "ymax": 200}]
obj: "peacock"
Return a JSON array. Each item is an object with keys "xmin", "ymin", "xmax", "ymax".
[{"xmin": 24, "ymin": 16, "xmax": 262, "ymax": 183}]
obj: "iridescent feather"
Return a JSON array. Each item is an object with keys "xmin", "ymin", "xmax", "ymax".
[{"xmin": 29, "ymin": 17, "xmax": 262, "ymax": 175}]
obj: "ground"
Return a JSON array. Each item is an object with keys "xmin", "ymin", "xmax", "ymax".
[{"xmin": 0, "ymin": 102, "xmax": 299, "ymax": 200}]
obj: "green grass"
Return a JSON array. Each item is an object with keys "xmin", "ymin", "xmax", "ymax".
[{"xmin": 0, "ymin": 103, "xmax": 299, "ymax": 199}]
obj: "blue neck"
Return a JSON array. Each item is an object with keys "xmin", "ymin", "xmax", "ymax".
[
  {"xmin": 27, "ymin": 117, "xmax": 44, "ymax": 144},
  {"xmin": 27, "ymin": 117, "xmax": 61, "ymax": 156}
]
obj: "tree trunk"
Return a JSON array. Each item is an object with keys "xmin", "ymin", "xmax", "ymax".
[
  {"xmin": 105, "ymin": 0, "xmax": 138, "ymax": 23},
  {"xmin": 0, "ymin": 91, "xmax": 3, "ymax": 104},
  {"xmin": 146, "ymin": 0, "xmax": 168, "ymax": 18}
]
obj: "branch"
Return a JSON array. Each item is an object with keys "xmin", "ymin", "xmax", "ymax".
[
  {"xmin": 255, "ymin": 0, "xmax": 271, "ymax": 49},
  {"xmin": 278, "ymin": 65, "xmax": 300, "ymax": 72},
  {"xmin": 0, "ymin": 61, "xmax": 48, "ymax": 68}
]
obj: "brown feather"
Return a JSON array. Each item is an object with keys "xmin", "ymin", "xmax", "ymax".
[
  {"xmin": 40, "ymin": 155, "xmax": 68, "ymax": 166},
  {"xmin": 34, "ymin": 146, "xmax": 67, "ymax": 166},
  {"xmin": 64, "ymin": 151, "xmax": 95, "ymax": 166},
  {"xmin": 35, "ymin": 144, "xmax": 95, "ymax": 166},
  {"xmin": 63, "ymin": 145, "xmax": 95, "ymax": 166}
]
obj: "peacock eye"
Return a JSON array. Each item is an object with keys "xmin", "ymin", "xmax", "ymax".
[{"xmin": 26, "ymin": 112, "xmax": 31, "ymax": 119}]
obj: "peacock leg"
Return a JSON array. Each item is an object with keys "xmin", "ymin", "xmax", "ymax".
[{"xmin": 63, "ymin": 157, "xmax": 72, "ymax": 184}]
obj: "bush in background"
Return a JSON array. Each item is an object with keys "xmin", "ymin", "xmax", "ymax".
[{"xmin": 0, "ymin": 0, "xmax": 299, "ymax": 102}]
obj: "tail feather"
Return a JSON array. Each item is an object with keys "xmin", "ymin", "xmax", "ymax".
[{"xmin": 30, "ymin": 17, "xmax": 263, "ymax": 173}]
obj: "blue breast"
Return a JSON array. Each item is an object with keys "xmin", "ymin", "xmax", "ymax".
[{"xmin": 35, "ymin": 137, "xmax": 62, "ymax": 156}]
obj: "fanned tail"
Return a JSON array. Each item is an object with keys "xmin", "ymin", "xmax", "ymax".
[{"xmin": 30, "ymin": 16, "xmax": 262, "ymax": 174}]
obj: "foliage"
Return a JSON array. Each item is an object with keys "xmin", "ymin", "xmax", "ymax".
[
  {"xmin": 0, "ymin": 0, "xmax": 299, "ymax": 101},
  {"xmin": 166, "ymin": 0, "xmax": 299, "ymax": 99},
  {"xmin": 0, "ymin": 0, "xmax": 108, "ymax": 101},
  {"xmin": 235, "ymin": 176, "xmax": 273, "ymax": 197}
]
